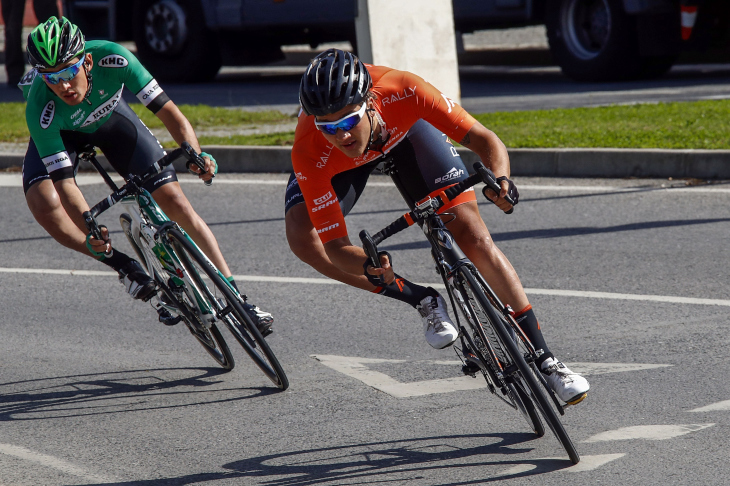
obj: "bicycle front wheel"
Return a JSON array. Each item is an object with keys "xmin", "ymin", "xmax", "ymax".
[
  {"xmin": 459, "ymin": 267, "xmax": 580, "ymax": 464},
  {"xmin": 165, "ymin": 228, "xmax": 289, "ymax": 390},
  {"xmin": 120, "ymin": 213, "xmax": 234, "ymax": 370}
]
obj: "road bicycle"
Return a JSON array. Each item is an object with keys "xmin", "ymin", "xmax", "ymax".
[
  {"xmin": 360, "ymin": 160, "xmax": 579, "ymax": 463},
  {"xmin": 79, "ymin": 143, "xmax": 288, "ymax": 390}
]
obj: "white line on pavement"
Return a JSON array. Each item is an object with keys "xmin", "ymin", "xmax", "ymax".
[
  {"xmin": 311, "ymin": 355, "xmax": 671, "ymax": 398},
  {"xmin": 582, "ymin": 424, "xmax": 714, "ymax": 442},
  {"xmin": 1, "ymin": 267, "xmax": 728, "ymax": 307},
  {"xmin": 2, "ymin": 173, "xmax": 730, "ymax": 193},
  {"xmin": 689, "ymin": 400, "xmax": 730, "ymax": 412},
  {"xmin": 0, "ymin": 443, "xmax": 114, "ymax": 483}
]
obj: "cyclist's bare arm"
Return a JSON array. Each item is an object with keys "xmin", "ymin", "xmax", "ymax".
[
  {"xmin": 460, "ymin": 121, "xmax": 513, "ymax": 212},
  {"xmin": 324, "ymin": 236, "xmax": 395, "ymax": 284},
  {"xmin": 155, "ymin": 101, "xmax": 215, "ymax": 181}
]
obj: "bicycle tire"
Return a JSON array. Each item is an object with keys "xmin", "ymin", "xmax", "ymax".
[
  {"xmin": 459, "ymin": 267, "xmax": 580, "ymax": 464},
  {"xmin": 119, "ymin": 214, "xmax": 146, "ymax": 264},
  {"xmin": 449, "ymin": 276, "xmax": 544, "ymax": 438},
  {"xmin": 165, "ymin": 228, "xmax": 289, "ymax": 390},
  {"xmin": 121, "ymin": 214, "xmax": 235, "ymax": 370}
]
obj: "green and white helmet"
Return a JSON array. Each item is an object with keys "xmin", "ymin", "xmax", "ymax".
[{"xmin": 26, "ymin": 16, "xmax": 85, "ymax": 69}]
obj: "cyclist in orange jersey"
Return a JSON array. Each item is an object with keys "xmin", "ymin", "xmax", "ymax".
[{"xmin": 284, "ymin": 49, "xmax": 589, "ymax": 405}]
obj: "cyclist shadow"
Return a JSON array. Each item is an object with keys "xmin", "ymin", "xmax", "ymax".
[
  {"xmin": 0, "ymin": 367, "xmax": 275, "ymax": 422},
  {"xmin": 81, "ymin": 433, "xmax": 574, "ymax": 486}
]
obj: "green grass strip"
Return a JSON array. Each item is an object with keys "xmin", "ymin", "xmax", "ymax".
[
  {"xmin": 2, "ymin": 99, "xmax": 729, "ymax": 149},
  {"xmin": 473, "ymin": 100, "xmax": 730, "ymax": 150}
]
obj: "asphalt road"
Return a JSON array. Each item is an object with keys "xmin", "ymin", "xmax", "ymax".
[{"xmin": 1, "ymin": 172, "xmax": 729, "ymax": 484}]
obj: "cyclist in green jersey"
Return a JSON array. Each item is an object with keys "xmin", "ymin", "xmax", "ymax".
[{"xmin": 20, "ymin": 17, "xmax": 274, "ymax": 336}]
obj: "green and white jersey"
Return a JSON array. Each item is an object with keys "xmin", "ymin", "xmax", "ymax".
[{"xmin": 20, "ymin": 40, "xmax": 170, "ymax": 173}]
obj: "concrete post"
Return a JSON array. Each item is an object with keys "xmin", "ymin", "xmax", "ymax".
[{"xmin": 355, "ymin": 0, "xmax": 461, "ymax": 102}]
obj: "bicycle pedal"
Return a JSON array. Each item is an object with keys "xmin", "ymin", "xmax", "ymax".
[
  {"xmin": 461, "ymin": 361, "xmax": 481, "ymax": 376},
  {"xmin": 157, "ymin": 307, "xmax": 182, "ymax": 326},
  {"xmin": 565, "ymin": 392, "xmax": 588, "ymax": 407}
]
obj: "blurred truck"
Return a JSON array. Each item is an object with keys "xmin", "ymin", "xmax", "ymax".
[{"xmin": 61, "ymin": 0, "xmax": 730, "ymax": 83}]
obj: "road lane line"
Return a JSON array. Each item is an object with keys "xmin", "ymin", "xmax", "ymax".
[
  {"xmin": 2, "ymin": 174, "xmax": 730, "ymax": 193},
  {"xmin": 2, "ymin": 267, "xmax": 729, "ymax": 307},
  {"xmin": 689, "ymin": 400, "xmax": 730, "ymax": 412},
  {"xmin": 583, "ymin": 424, "xmax": 714, "ymax": 442},
  {"xmin": 312, "ymin": 355, "xmax": 671, "ymax": 398},
  {"xmin": 0, "ymin": 443, "xmax": 114, "ymax": 483}
]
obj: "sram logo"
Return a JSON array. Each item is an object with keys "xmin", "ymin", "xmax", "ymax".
[
  {"xmin": 317, "ymin": 223, "xmax": 340, "ymax": 234},
  {"xmin": 39, "ymin": 100, "xmax": 55, "ymax": 129},
  {"xmin": 435, "ymin": 167, "xmax": 464, "ymax": 184},
  {"xmin": 313, "ymin": 191, "xmax": 333, "ymax": 205},
  {"xmin": 97, "ymin": 54, "xmax": 128, "ymax": 68},
  {"xmin": 311, "ymin": 198, "xmax": 338, "ymax": 213}
]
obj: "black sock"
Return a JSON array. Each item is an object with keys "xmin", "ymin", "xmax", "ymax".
[
  {"xmin": 226, "ymin": 275, "xmax": 239, "ymax": 292},
  {"xmin": 373, "ymin": 275, "xmax": 438, "ymax": 308},
  {"xmin": 514, "ymin": 306, "xmax": 553, "ymax": 366},
  {"xmin": 99, "ymin": 251, "xmax": 134, "ymax": 273}
]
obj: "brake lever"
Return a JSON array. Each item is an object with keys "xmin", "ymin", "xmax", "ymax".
[{"xmin": 359, "ymin": 230, "xmax": 385, "ymax": 284}]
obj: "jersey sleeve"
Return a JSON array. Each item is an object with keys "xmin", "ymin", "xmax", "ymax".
[
  {"xmin": 291, "ymin": 143, "xmax": 349, "ymax": 244},
  {"xmin": 98, "ymin": 42, "xmax": 170, "ymax": 113},
  {"xmin": 390, "ymin": 70, "xmax": 477, "ymax": 143},
  {"xmin": 25, "ymin": 99, "xmax": 72, "ymax": 173}
]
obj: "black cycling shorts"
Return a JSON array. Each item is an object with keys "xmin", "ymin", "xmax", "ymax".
[
  {"xmin": 22, "ymin": 98, "xmax": 177, "ymax": 194},
  {"xmin": 284, "ymin": 119, "xmax": 471, "ymax": 215}
]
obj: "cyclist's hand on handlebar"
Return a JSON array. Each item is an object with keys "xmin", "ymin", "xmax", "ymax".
[
  {"xmin": 484, "ymin": 176, "xmax": 519, "ymax": 213},
  {"xmin": 86, "ymin": 225, "xmax": 112, "ymax": 259},
  {"xmin": 364, "ymin": 253, "xmax": 395, "ymax": 285},
  {"xmin": 189, "ymin": 153, "xmax": 217, "ymax": 183}
]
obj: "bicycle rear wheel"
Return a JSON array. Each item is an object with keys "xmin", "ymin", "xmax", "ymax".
[
  {"xmin": 458, "ymin": 267, "xmax": 580, "ymax": 464},
  {"xmin": 121, "ymin": 214, "xmax": 235, "ymax": 370},
  {"xmin": 165, "ymin": 228, "xmax": 289, "ymax": 390}
]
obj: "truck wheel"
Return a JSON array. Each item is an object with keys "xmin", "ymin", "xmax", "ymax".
[
  {"xmin": 132, "ymin": 0, "xmax": 222, "ymax": 83},
  {"xmin": 546, "ymin": 0, "xmax": 644, "ymax": 81}
]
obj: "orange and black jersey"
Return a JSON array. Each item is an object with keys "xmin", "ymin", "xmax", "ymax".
[{"xmin": 291, "ymin": 65, "xmax": 477, "ymax": 243}]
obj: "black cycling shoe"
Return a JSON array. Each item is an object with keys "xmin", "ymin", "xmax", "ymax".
[
  {"xmin": 117, "ymin": 260, "xmax": 157, "ymax": 301},
  {"xmin": 243, "ymin": 303, "xmax": 274, "ymax": 337}
]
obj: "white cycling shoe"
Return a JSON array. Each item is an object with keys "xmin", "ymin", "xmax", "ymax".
[
  {"xmin": 540, "ymin": 357, "xmax": 590, "ymax": 405},
  {"xmin": 417, "ymin": 294, "xmax": 458, "ymax": 349}
]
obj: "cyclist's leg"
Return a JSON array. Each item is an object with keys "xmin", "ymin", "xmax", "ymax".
[
  {"xmin": 23, "ymin": 137, "xmax": 156, "ymax": 300},
  {"xmin": 94, "ymin": 100, "xmax": 231, "ymax": 278}
]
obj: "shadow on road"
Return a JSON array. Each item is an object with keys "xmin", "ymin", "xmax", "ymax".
[
  {"xmin": 0, "ymin": 367, "xmax": 276, "ymax": 422},
  {"xmin": 75, "ymin": 433, "xmax": 574, "ymax": 485},
  {"xmin": 382, "ymin": 216, "xmax": 730, "ymax": 252}
]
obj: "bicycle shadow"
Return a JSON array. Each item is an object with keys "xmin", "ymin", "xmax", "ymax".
[
  {"xmin": 0, "ymin": 367, "xmax": 276, "ymax": 422},
  {"xmin": 75, "ymin": 433, "xmax": 573, "ymax": 486}
]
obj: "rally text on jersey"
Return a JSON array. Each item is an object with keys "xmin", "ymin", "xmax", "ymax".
[{"xmin": 380, "ymin": 86, "xmax": 417, "ymax": 106}]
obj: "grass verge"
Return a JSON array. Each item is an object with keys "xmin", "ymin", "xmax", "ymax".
[{"xmin": 2, "ymin": 99, "xmax": 729, "ymax": 149}]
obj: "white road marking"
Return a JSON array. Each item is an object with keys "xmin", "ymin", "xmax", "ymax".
[
  {"xmin": 312, "ymin": 355, "xmax": 670, "ymax": 398},
  {"xmin": 431, "ymin": 361, "xmax": 672, "ymax": 376},
  {"xmin": 0, "ymin": 443, "xmax": 114, "ymax": 483},
  {"xmin": 583, "ymin": 424, "xmax": 714, "ymax": 442},
  {"xmin": 2, "ymin": 173, "xmax": 730, "ymax": 193},
  {"xmin": 311, "ymin": 355, "xmax": 485, "ymax": 398},
  {"xmin": 567, "ymin": 453, "xmax": 626, "ymax": 472},
  {"xmin": 689, "ymin": 400, "xmax": 730, "ymax": 412},
  {"xmin": 2, "ymin": 267, "xmax": 727, "ymax": 307}
]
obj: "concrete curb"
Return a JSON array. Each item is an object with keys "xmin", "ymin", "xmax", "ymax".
[{"xmin": 3, "ymin": 146, "xmax": 730, "ymax": 179}]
